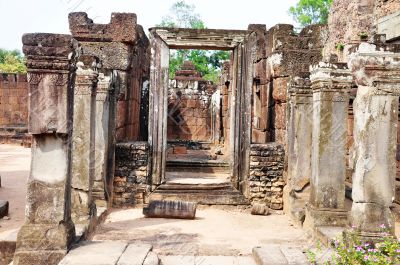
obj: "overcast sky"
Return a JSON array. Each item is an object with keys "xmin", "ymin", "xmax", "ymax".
[{"xmin": 0, "ymin": 0, "xmax": 299, "ymax": 51}]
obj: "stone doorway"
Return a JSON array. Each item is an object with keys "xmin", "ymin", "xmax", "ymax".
[{"xmin": 148, "ymin": 28, "xmax": 256, "ymax": 204}]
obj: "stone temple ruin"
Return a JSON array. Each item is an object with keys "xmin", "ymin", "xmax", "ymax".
[{"xmin": 0, "ymin": 0, "xmax": 400, "ymax": 264}]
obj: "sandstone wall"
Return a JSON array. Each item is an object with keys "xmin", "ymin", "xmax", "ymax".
[
  {"xmin": 113, "ymin": 142, "xmax": 150, "ymax": 207},
  {"xmin": 69, "ymin": 13, "xmax": 150, "ymax": 143},
  {"xmin": 266, "ymin": 24, "xmax": 327, "ymax": 145},
  {"xmin": 167, "ymin": 79, "xmax": 215, "ymax": 142},
  {"xmin": 249, "ymin": 143, "xmax": 285, "ymax": 210},
  {"xmin": 0, "ymin": 74, "xmax": 30, "ymax": 145}
]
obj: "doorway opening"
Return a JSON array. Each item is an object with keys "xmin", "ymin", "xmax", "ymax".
[
  {"xmin": 148, "ymin": 28, "xmax": 256, "ymax": 204},
  {"xmin": 166, "ymin": 49, "xmax": 231, "ymax": 189}
]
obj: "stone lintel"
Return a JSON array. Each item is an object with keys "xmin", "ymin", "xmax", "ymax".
[
  {"xmin": 150, "ymin": 27, "xmax": 250, "ymax": 50},
  {"xmin": 69, "ymin": 12, "xmax": 137, "ymax": 44}
]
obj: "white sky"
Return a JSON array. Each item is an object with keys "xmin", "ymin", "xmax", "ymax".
[{"xmin": 0, "ymin": 0, "xmax": 299, "ymax": 51}]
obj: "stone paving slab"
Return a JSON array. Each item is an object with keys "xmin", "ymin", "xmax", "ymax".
[
  {"xmin": 118, "ymin": 243, "xmax": 153, "ymax": 265},
  {"xmin": 252, "ymin": 245, "xmax": 309, "ymax": 265},
  {"xmin": 59, "ymin": 241, "xmax": 159, "ymax": 265},
  {"xmin": 59, "ymin": 241, "xmax": 128, "ymax": 265},
  {"xmin": 159, "ymin": 255, "xmax": 256, "ymax": 265}
]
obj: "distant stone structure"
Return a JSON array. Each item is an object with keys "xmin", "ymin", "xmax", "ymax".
[
  {"xmin": 0, "ymin": 74, "xmax": 30, "ymax": 146},
  {"xmin": 0, "ymin": 1, "xmax": 398, "ymax": 263},
  {"xmin": 168, "ymin": 61, "xmax": 216, "ymax": 142}
]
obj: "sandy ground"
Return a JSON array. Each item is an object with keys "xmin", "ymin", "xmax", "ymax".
[
  {"xmin": 0, "ymin": 142, "xmax": 399, "ymax": 257},
  {"xmin": 93, "ymin": 207, "xmax": 312, "ymax": 256},
  {"xmin": 0, "ymin": 144, "xmax": 31, "ymax": 233}
]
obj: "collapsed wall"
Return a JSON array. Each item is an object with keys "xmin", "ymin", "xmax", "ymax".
[{"xmin": 262, "ymin": 24, "xmax": 327, "ymax": 145}]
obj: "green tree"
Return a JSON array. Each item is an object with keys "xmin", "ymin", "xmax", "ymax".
[
  {"xmin": 0, "ymin": 49, "xmax": 26, "ymax": 73},
  {"xmin": 159, "ymin": 1, "xmax": 205, "ymax": 29},
  {"xmin": 159, "ymin": 1, "xmax": 230, "ymax": 83},
  {"xmin": 289, "ymin": 0, "xmax": 333, "ymax": 27}
]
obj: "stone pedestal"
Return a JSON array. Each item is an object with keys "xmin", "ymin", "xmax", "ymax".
[
  {"xmin": 304, "ymin": 63, "xmax": 352, "ymax": 231},
  {"xmin": 348, "ymin": 43, "xmax": 400, "ymax": 240},
  {"xmin": 283, "ymin": 78, "xmax": 313, "ymax": 226},
  {"xmin": 13, "ymin": 34, "xmax": 78, "ymax": 265},
  {"xmin": 71, "ymin": 58, "xmax": 99, "ymax": 224}
]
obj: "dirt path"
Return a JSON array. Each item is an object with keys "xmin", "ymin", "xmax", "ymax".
[{"xmin": 0, "ymin": 144, "xmax": 31, "ymax": 233}]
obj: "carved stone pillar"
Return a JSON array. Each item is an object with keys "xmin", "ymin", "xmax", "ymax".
[
  {"xmin": 304, "ymin": 63, "xmax": 352, "ymax": 231},
  {"xmin": 348, "ymin": 44, "xmax": 400, "ymax": 240},
  {"xmin": 93, "ymin": 73, "xmax": 113, "ymax": 207},
  {"xmin": 71, "ymin": 57, "xmax": 98, "ymax": 224},
  {"xmin": 283, "ymin": 77, "xmax": 313, "ymax": 225},
  {"xmin": 13, "ymin": 34, "xmax": 78, "ymax": 265}
]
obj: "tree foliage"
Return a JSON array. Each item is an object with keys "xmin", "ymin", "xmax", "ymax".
[
  {"xmin": 159, "ymin": 1, "xmax": 230, "ymax": 83},
  {"xmin": 289, "ymin": 0, "xmax": 333, "ymax": 27},
  {"xmin": 0, "ymin": 49, "xmax": 26, "ymax": 73},
  {"xmin": 159, "ymin": 1, "xmax": 205, "ymax": 29}
]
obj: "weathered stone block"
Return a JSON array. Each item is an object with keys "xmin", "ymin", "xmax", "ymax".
[
  {"xmin": 251, "ymin": 203, "xmax": 269, "ymax": 216},
  {"xmin": 272, "ymin": 77, "xmax": 289, "ymax": 102},
  {"xmin": 143, "ymin": 200, "xmax": 197, "ymax": 219},
  {"xmin": 69, "ymin": 12, "xmax": 137, "ymax": 43},
  {"xmin": 0, "ymin": 200, "xmax": 9, "ymax": 218}
]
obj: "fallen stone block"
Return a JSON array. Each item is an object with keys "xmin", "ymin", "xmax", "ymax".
[
  {"xmin": 143, "ymin": 200, "xmax": 197, "ymax": 219},
  {"xmin": 251, "ymin": 203, "xmax": 270, "ymax": 216},
  {"xmin": 0, "ymin": 201, "xmax": 9, "ymax": 219}
]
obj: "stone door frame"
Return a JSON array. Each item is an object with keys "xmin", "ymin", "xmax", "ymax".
[{"xmin": 148, "ymin": 27, "xmax": 256, "ymax": 194}]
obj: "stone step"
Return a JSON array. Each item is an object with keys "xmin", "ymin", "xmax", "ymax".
[
  {"xmin": 58, "ymin": 241, "xmax": 159, "ymax": 265},
  {"xmin": 159, "ymin": 255, "xmax": 256, "ymax": 265},
  {"xmin": 150, "ymin": 186, "xmax": 249, "ymax": 205},
  {"xmin": 157, "ymin": 183, "xmax": 232, "ymax": 191},
  {"xmin": 166, "ymin": 159, "xmax": 229, "ymax": 171},
  {"xmin": 252, "ymin": 245, "xmax": 309, "ymax": 265}
]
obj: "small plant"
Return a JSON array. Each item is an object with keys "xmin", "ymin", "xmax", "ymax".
[
  {"xmin": 306, "ymin": 225, "xmax": 400, "ymax": 265},
  {"xmin": 336, "ymin": 43, "xmax": 345, "ymax": 51},
  {"xmin": 359, "ymin": 32, "xmax": 369, "ymax": 40}
]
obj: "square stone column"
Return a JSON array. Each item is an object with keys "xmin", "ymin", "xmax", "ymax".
[
  {"xmin": 92, "ymin": 73, "xmax": 114, "ymax": 207},
  {"xmin": 283, "ymin": 77, "xmax": 313, "ymax": 225},
  {"xmin": 304, "ymin": 63, "xmax": 353, "ymax": 231},
  {"xmin": 71, "ymin": 57, "xmax": 99, "ymax": 224},
  {"xmin": 13, "ymin": 34, "xmax": 78, "ymax": 265},
  {"xmin": 348, "ymin": 43, "xmax": 400, "ymax": 240}
]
